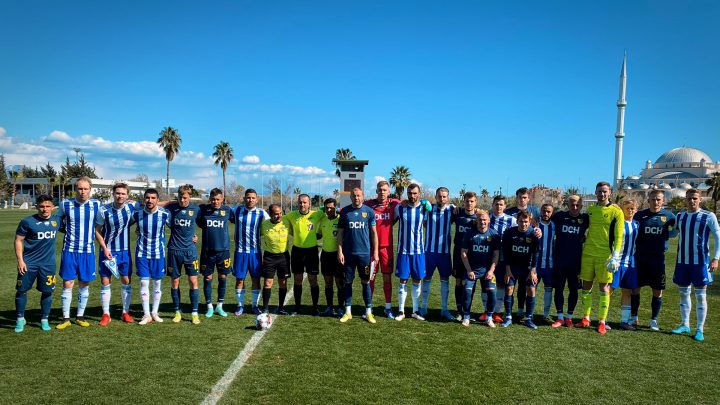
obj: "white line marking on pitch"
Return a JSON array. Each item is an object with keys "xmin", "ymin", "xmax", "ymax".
[{"xmin": 201, "ymin": 276, "xmax": 302, "ymax": 405}]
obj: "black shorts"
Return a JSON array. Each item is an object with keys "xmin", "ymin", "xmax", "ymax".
[
  {"xmin": 552, "ymin": 261, "xmax": 581, "ymax": 290},
  {"xmin": 262, "ymin": 252, "xmax": 290, "ymax": 279},
  {"xmin": 321, "ymin": 250, "xmax": 343, "ymax": 278},
  {"xmin": 636, "ymin": 255, "xmax": 666, "ymax": 290},
  {"xmin": 291, "ymin": 246, "xmax": 320, "ymax": 275},
  {"xmin": 452, "ymin": 248, "xmax": 465, "ymax": 277}
]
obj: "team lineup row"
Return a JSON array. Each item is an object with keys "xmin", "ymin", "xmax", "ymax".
[{"xmin": 13, "ymin": 178, "xmax": 720, "ymax": 340}]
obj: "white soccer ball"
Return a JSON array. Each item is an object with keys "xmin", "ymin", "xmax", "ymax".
[{"xmin": 256, "ymin": 313, "xmax": 272, "ymax": 330}]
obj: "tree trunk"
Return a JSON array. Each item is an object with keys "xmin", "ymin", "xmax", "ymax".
[
  {"xmin": 166, "ymin": 160, "xmax": 170, "ymax": 194},
  {"xmin": 222, "ymin": 169, "xmax": 227, "ymax": 198}
]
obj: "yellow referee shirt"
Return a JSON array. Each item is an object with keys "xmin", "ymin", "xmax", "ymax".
[
  {"xmin": 317, "ymin": 214, "xmax": 339, "ymax": 252},
  {"xmin": 283, "ymin": 210, "xmax": 324, "ymax": 248},
  {"xmin": 261, "ymin": 219, "xmax": 289, "ymax": 254}
]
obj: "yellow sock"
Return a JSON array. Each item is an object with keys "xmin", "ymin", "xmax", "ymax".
[
  {"xmin": 598, "ymin": 292, "xmax": 610, "ymax": 321},
  {"xmin": 582, "ymin": 290, "xmax": 593, "ymax": 318}
]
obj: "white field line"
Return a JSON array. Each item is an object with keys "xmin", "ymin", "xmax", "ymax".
[{"xmin": 201, "ymin": 275, "xmax": 302, "ymax": 405}]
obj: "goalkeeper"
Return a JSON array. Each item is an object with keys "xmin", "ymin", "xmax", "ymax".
[{"xmin": 575, "ymin": 181, "xmax": 624, "ymax": 334}]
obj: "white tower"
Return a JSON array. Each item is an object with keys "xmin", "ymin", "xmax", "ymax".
[{"xmin": 613, "ymin": 53, "xmax": 628, "ymax": 189}]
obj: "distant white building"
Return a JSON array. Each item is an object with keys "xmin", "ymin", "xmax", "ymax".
[
  {"xmin": 622, "ymin": 147, "xmax": 719, "ymax": 199},
  {"xmin": 10, "ymin": 177, "xmax": 158, "ymax": 204}
]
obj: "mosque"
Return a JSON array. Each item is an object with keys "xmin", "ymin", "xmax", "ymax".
[{"xmin": 611, "ymin": 55, "xmax": 718, "ymax": 199}]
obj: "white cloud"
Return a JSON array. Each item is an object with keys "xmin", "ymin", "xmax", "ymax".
[
  {"xmin": 0, "ymin": 127, "xmax": 6, "ymax": 137},
  {"xmin": 242, "ymin": 155, "xmax": 260, "ymax": 163},
  {"xmin": 44, "ymin": 130, "xmax": 72, "ymax": 142},
  {"xmin": 238, "ymin": 163, "xmax": 327, "ymax": 176},
  {"xmin": 410, "ymin": 178, "xmax": 422, "ymax": 186},
  {"xmin": 373, "ymin": 176, "xmax": 386, "ymax": 185}
]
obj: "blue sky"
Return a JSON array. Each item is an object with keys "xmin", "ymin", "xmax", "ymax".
[{"xmin": 1, "ymin": 0, "xmax": 718, "ymax": 197}]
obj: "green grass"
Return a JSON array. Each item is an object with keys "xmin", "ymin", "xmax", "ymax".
[{"xmin": 1, "ymin": 210, "xmax": 719, "ymax": 404}]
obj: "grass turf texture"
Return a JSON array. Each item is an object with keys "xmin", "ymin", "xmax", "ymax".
[{"xmin": 1, "ymin": 209, "xmax": 718, "ymax": 404}]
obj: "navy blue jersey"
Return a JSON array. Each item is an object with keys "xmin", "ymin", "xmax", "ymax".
[
  {"xmin": 453, "ymin": 209, "xmax": 477, "ymax": 252},
  {"xmin": 166, "ymin": 202, "xmax": 199, "ymax": 251},
  {"xmin": 424, "ymin": 204, "xmax": 455, "ymax": 254},
  {"xmin": 502, "ymin": 226, "xmax": 539, "ymax": 268},
  {"xmin": 505, "ymin": 205, "xmax": 541, "ymax": 222},
  {"xmin": 633, "ymin": 208, "xmax": 677, "ymax": 255},
  {"xmin": 338, "ymin": 204, "xmax": 376, "ymax": 255},
  {"xmin": 551, "ymin": 211, "xmax": 589, "ymax": 266},
  {"xmin": 16, "ymin": 214, "xmax": 62, "ymax": 267},
  {"xmin": 197, "ymin": 204, "xmax": 234, "ymax": 251},
  {"xmin": 462, "ymin": 227, "xmax": 500, "ymax": 271}
]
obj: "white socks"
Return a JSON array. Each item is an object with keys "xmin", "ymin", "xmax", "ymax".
[
  {"xmin": 152, "ymin": 279, "xmax": 162, "ymax": 314},
  {"xmin": 411, "ymin": 282, "xmax": 421, "ymax": 313},
  {"xmin": 101, "ymin": 285, "xmax": 111, "ymax": 315},
  {"xmin": 679, "ymin": 286, "xmax": 692, "ymax": 327},
  {"xmin": 140, "ymin": 278, "xmax": 150, "ymax": 316},
  {"xmin": 696, "ymin": 289, "xmax": 707, "ymax": 332},
  {"xmin": 62, "ymin": 287, "xmax": 72, "ymax": 319},
  {"xmin": 77, "ymin": 286, "xmax": 89, "ymax": 317},
  {"xmin": 121, "ymin": 284, "xmax": 132, "ymax": 312},
  {"xmin": 398, "ymin": 283, "xmax": 408, "ymax": 314}
]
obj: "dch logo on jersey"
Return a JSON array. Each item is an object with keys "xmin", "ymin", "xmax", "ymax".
[
  {"xmin": 645, "ymin": 226, "xmax": 663, "ymax": 235},
  {"xmin": 562, "ymin": 225, "xmax": 581, "ymax": 234},
  {"xmin": 473, "ymin": 244, "xmax": 489, "ymax": 253},
  {"xmin": 207, "ymin": 220, "xmax": 225, "ymax": 228},
  {"xmin": 376, "ymin": 212, "xmax": 390, "ymax": 221},
  {"xmin": 38, "ymin": 231, "xmax": 57, "ymax": 240},
  {"xmin": 458, "ymin": 225, "xmax": 471, "ymax": 233},
  {"xmin": 175, "ymin": 218, "xmax": 192, "ymax": 227},
  {"xmin": 512, "ymin": 245, "xmax": 529, "ymax": 253},
  {"xmin": 349, "ymin": 221, "xmax": 366, "ymax": 229}
]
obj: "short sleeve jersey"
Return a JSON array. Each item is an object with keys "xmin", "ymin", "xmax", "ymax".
[
  {"xmin": 676, "ymin": 210, "xmax": 720, "ymax": 266},
  {"xmin": 283, "ymin": 210, "xmax": 324, "ymax": 248},
  {"xmin": 232, "ymin": 206, "xmax": 268, "ymax": 253},
  {"xmin": 133, "ymin": 207, "xmax": 172, "ymax": 259},
  {"xmin": 197, "ymin": 204, "xmax": 234, "ymax": 252},
  {"xmin": 462, "ymin": 227, "xmax": 500, "ymax": 271},
  {"xmin": 425, "ymin": 204, "xmax": 456, "ymax": 254},
  {"xmin": 395, "ymin": 203, "xmax": 428, "ymax": 255},
  {"xmin": 364, "ymin": 198, "xmax": 400, "ymax": 247},
  {"xmin": 59, "ymin": 198, "xmax": 102, "ymax": 253},
  {"xmin": 338, "ymin": 204, "xmax": 376, "ymax": 255},
  {"xmin": 502, "ymin": 226, "xmax": 539, "ymax": 269},
  {"xmin": 453, "ymin": 209, "xmax": 476, "ymax": 252},
  {"xmin": 166, "ymin": 202, "xmax": 199, "ymax": 251},
  {"xmin": 261, "ymin": 219, "xmax": 289, "ymax": 254},
  {"xmin": 16, "ymin": 214, "xmax": 62, "ymax": 267},
  {"xmin": 584, "ymin": 204, "xmax": 624, "ymax": 258},
  {"xmin": 537, "ymin": 220, "xmax": 555, "ymax": 269},
  {"xmin": 633, "ymin": 208, "xmax": 677, "ymax": 255},
  {"xmin": 551, "ymin": 211, "xmax": 589, "ymax": 266},
  {"xmin": 619, "ymin": 220, "xmax": 639, "ymax": 267},
  {"xmin": 489, "ymin": 212, "xmax": 517, "ymax": 261},
  {"xmin": 96, "ymin": 202, "xmax": 137, "ymax": 252},
  {"xmin": 506, "ymin": 205, "xmax": 541, "ymax": 223},
  {"xmin": 318, "ymin": 214, "xmax": 339, "ymax": 253}
]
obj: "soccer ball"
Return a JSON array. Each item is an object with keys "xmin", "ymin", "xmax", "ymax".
[{"xmin": 256, "ymin": 313, "xmax": 272, "ymax": 330}]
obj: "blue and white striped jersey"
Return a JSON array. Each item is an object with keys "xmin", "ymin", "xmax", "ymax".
[
  {"xmin": 619, "ymin": 220, "xmax": 638, "ymax": 267},
  {"xmin": 676, "ymin": 210, "xmax": 720, "ymax": 266},
  {"xmin": 424, "ymin": 204, "xmax": 455, "ymax": 254},
  {"xmin": 59, "ymin": 198, "xmax": 102, "ymax": 253},
  {"xmin": 490, "ymin": 212, "xmax": 516, "ymax": 261},
  {"xmin": 537, "ymin": 220, "xmax": 555, "ymax": 269},
  {"xmin": 133, "ymin": 207, "xmax": 171, "ymax": 259},
  {"xmin": 95, "ymin": 202, "xmax": 137, "ymax": 252},
  {"xmin": 395, "ymin": 203, "xmax": 428, "ymax": 255},
  {"xmin": 233, "ymin": 206, "xmax": 268, "ymax": 253}
]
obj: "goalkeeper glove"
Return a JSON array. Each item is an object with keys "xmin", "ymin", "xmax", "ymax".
[
  {"xmin": 606, "ymin": 253, "xmax": 621, "ymax": 273},
  {"xmin": 420, "ymin": 199, "xmax": 432, "ymax": 212}
]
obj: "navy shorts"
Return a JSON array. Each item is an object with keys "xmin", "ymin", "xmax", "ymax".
[
  {"xmin": 16, "ymin": 265, "xmax": 57, "ymax": 293},
  {"xmin": 167, "ymin": 249, "xmax": 199, "ymax": 278},
  {"xmin": 321, "ymin": 250, "xmax": 343, "ymax": 278},
  {"xmin": 201, "ymin": 250, "xmax": 231, "ymax": 276},
  {"xmin": 396, "ymin": 253, "xmax": 426, "ymax": 280},
  {"xmin": 506, "ymin": 265, "xmax": 538, "ymax": 288},
  {"xmin": 673, "ymin": 263, "xmax": 711, "ymax": 287},
  {"xmin": 233, "ymin": 251, "xmax": 262, "ymax": 279},
  {"xmin": 60, "ymin": 251, "xmax": 96, "ymax": 283},
  {"xmin": 344, "ymin": 254, "xmax": 372, "ymax": 283},
  {"xmin": 495, "ymin": 261, "xmax": 507, "ymax": 288},
  {"xmin": 425, "ymin": 252, "xmax": 452, "ymax": 279},
  {"xmin": 136, "ymin": 257, "xmax": 165, "ymax": 280},
  {"xmin": 291, "ymin": 246, "xmax": 320, "ymax": 275},
  {"xmin": 610, "ymin": 265, "xmax": 638, "ymax": 289},
  {"xmin": 636, "ymin": 255, "xmax": 666, "ymax": 290},
  {"xmin": 464, "ymin": 267, "xmax": 497, "ymax": 291},
  {"xmin": 99, "ymin": 250, "xmax": 132, "ymax": 278}
]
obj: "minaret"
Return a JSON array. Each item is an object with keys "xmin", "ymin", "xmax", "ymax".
[{"xmin": 613, "ymin": 53, "xmax": 627, "ymax": 189}]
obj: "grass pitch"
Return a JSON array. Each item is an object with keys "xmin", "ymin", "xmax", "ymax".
[{"xmin": 0, "ymin": 209, "xmax": 718, "ymax": 404}]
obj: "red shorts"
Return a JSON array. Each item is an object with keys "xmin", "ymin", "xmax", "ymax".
[{"xmin": 377, "ymin": 246, "xmax": 394, "ymax": 274}]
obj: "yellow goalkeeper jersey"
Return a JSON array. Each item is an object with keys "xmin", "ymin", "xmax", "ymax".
[{"xmin": 582, "ymin": 203, "xmax": 624, "ymax": 258}]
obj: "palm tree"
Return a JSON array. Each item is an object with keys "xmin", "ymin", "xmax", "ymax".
[
  {"xmin": 157, "ymin": 127, "xmax": 182, "ymax": 194},
  {"xmin": 333, "ymin": 148, "xmax": 356, "ymax": 177},
  {"xmin": 706, "ymin": 171, "xmax": 720, "ymax": 214},
  {"xmin": 212, "ymin": 141, "xmax": 234, "ymax": 196},
  {"xmin": 389, "ymin": 165, "xmax": 412, "ymax": 198}
]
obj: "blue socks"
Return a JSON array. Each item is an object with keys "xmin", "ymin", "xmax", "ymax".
[
  {"xmin": 504, "ymin": 292, "xmax": 514, "ymax": 317},
  {"xmin": 651, "ymin": 296, "xmax": 662, "ymax": 320},
  {"xmin": 171, "ymin": 287, "xmax": 181, "ymax": 311},
  {"xmin": 190, "ymin": 288, "xmax": 199, "ymax": 313},
  {"xmin": 486, "ymin": 289, "xmax": 496, "ymax": 317},
  {"xmin": 15, "ymin": 291, "xmax": 28, "ymax": 319},
  {"xmin": 203, "ymin": 278, "xmax": 213, "ymax": 304},
  {"xmin": 217, "ymin": 277, "xmax": 227, "ymax": 304},
  {"xmin": 362, "ymin": 283, "xmax": 372, "ymax": 308},
  {"xmin": 525, "ymin": 295, "xmax": 536, "ymax": 320}
]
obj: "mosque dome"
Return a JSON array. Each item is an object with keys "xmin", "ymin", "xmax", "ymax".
[{"xmin": 655, "ymin": 147, "xmax": 713, "ymax": 165}]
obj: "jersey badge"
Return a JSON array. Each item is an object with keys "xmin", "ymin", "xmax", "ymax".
[
  {"xmin": 577, "ymin": 219, "xmax": 583, "ymax": 224},
  {"xmin": 362, "ymin": 212, "xmax": 367, "ymax": 218},
  {"xmin": 660, "ymin": 216, "xmax": 666, "ymax": 222},
  {"xmin": 51, "ymin": 220, "xmax": 57, "ymax": 227},
  {"xmin": 188, "ymin": 210, "xmax": 194, "ymax": 217},
  {"xmin": 525, "ymin": 237, "xmax": 531, "ymax": 243},
  {"xmin": 220, "ymin": 210, "xmax": 226, "ymax": 216}
]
